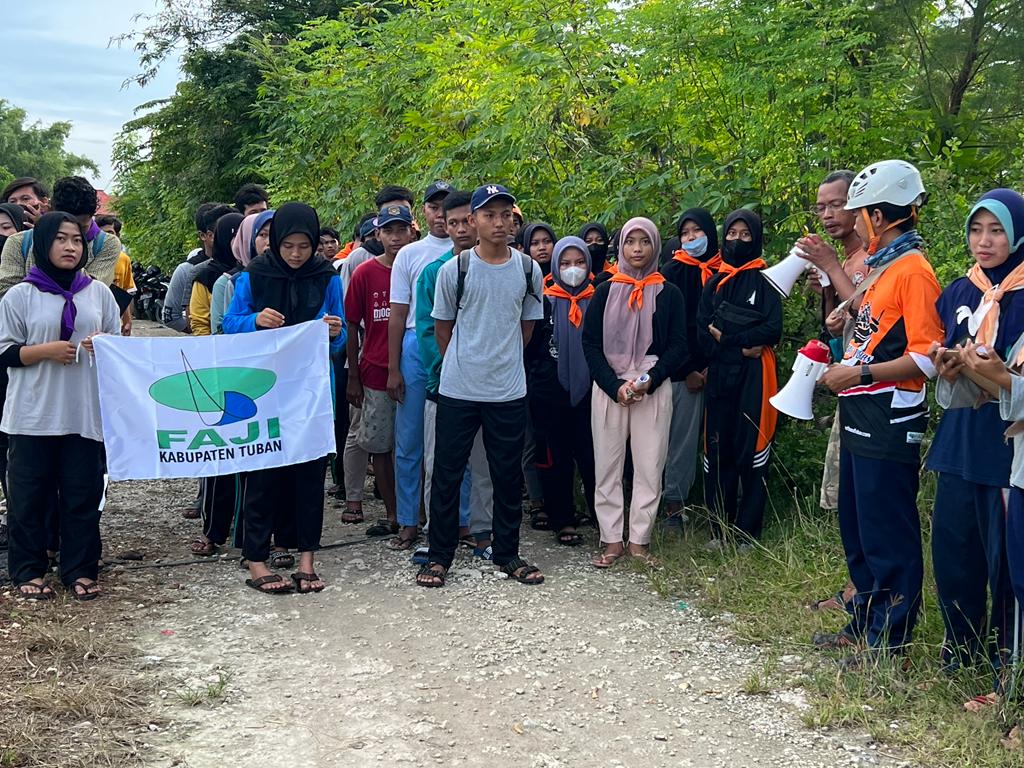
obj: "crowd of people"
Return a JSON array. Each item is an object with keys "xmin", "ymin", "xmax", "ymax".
[{"xmin": 1, "ymin": 161, "xmax": 1023, "ymax": 709}]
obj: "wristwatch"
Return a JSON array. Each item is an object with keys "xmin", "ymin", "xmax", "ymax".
[{"xmin": 859, "ymin": 365, "xmax": 873, "ymax": 386}]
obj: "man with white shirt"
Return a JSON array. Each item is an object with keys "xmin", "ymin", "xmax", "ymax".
[{"xmin": 386, "ymin": 181, "xmax": 454, "ymax": 545}]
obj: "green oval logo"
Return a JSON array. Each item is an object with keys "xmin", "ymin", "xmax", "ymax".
[{"xmin": 149, "ymin": 366, "xmax": 277, "ymax": 416}]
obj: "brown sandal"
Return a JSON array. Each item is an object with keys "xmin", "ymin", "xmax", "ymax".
[
  {"xmin": 245, "ymin": 573, "xmax": 294, "ymax": 594},
  {"xmin": 190, "ymin": 538, "xmax": 218, "ymax": 556},
  {"xmin": 591, "ymin": 550, "xmax": 625, "ymax": 569},
  {"xmin": 290, "ymin": 571, "xmax": 326, "ymax": 593}
]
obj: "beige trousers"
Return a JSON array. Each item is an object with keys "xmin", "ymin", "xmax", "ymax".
[{"xmin": 591, "ymin": 379, "xmax": 673, "ymax": 546}]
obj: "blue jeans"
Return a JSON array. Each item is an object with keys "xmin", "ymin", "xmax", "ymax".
[{"xmin": 396, "ymin": 329, "xmax": 427, "ymax": 527}]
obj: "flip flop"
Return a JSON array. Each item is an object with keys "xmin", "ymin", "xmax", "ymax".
[
  {"xmin": 366, "ymin": 519, "xmax": 399, "ymax": 537},
  {"xmin": 17, "ymin": 582, "xmax": 54, "ymax": 601},
  {"xmin": 290, "ymin": 571, "xmax": 326, "ymax": 593},
  {"xmin": 68, "ymin": 579, "xmax": 101, "ymax": 602},
  {"xmin": 591, "ymin": 550, "xmax": 625, "ymax": 569},
  {"xmin": 245, "ymin": 574, "xmax": 294, "ymax": 595},
  {"xmin": 190, "ymin": 538, "xmax": 218, "ymax": 557}
]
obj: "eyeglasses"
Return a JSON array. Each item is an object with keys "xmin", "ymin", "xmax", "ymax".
[{"xmin": 812, "ymin": 201, "xmax": 848, "ymax": 216}]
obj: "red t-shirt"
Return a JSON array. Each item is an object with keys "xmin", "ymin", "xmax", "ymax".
[{"xmin": 344, "ymin": 257, "xmax": 392, "ymax": 391}]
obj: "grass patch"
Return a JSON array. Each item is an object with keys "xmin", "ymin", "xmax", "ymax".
[
  {"xmin": 651, "ymin": 481, "xmax": 1024, "ymax": 767},
  {"xmin": 175, "ymin": 671, "xmax": 231, "ymax": 708},
  {"xmin": 0, "ymin": 591, "xmax": 152, "ymax": 767}
]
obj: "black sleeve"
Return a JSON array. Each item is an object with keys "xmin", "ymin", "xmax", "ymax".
[
  {"xmin": 581, "ymin": 283, "xmax": 625, "ymax": 401},
  {"xmin": 0, "ymin": 344, "xmax": 25, "ymax": 368},
  {"xmin": 646, "ymin": 285, "xmax": 688, "ymax": 393},
  {"xmin": 696, "ymin": 280, "xmax": 719, "ymax": 361},
  {"xmin": 719, "ymin": 283, "xmax": 784, "ymax": 348}
]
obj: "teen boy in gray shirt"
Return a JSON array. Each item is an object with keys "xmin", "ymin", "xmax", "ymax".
[{"xmin": 417, "ymin": 184, "xmax": 545, "ymax": 587}]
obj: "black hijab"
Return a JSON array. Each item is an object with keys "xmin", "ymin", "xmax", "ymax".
[
  {"xmin": 30, "ymin": 211, "xmax": 88, "ymax": 290},
  {"xmin": 0, "ymin": 203, "xmax": 26, "ymax": 252},
  {"xmin": 246, "ymin": 202, "xmax": 335, "ymax": 326},
  {"xmin": 578, "ymin": 221, "xmax": 609, "ymax": 269},
  {"xmin": 520, "ymin": 221, "xmax": 557, "ymax": 276},
  {"xmin": 677, "ymin": 207, "xmax": 720, "ymax": 259},
  {"xmin": 720, "ymin": 209, "xmax": 764, "ymax": 267},
  {"xmin": 195, "ymin": 212, "xmax": 244, "ymax": 291}
]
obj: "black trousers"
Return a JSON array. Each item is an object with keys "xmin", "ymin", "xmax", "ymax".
[
  {"xmin": 704, "ymin": 358, "xmax": 774, "ymax": 540},
  {"xmin": 529, "ymin": 387, "xmax": 595, "ymax": 530},
  {"xmin": 332, "ymin": 362, "xmax": 350, "ymax": 484},
  {"xmin": 242, "ymin": 457, "xmax": 327, "ymax": 563},
  {"xmin": 428, "ymin": 396, "xmax": 526, "ymax": 569},
  {"xmin": 931, "ymin": 472, "xmax": 1013, "ymax": 670},
  {"xmin": 200, "ymin": 473, "xmax": 242, "ymax": 547},
  {"xmin": 7, "ymin": 434, "xmax": 105, "ymax": 586}
]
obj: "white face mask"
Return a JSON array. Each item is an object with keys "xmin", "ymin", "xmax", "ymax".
[{"xmin": 560, "ymin": 266, "xmax": 587, "ymax": 287}]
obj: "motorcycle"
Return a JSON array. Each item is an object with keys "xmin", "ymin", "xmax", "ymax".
[{"xmin": 132, "ymin": 264, "xmax": 169, "ymax": 322}]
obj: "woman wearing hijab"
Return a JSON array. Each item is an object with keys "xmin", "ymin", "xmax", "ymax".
[
  {"xmin": 579, "ymin": 222, "xmax": 610, "ymax": 276},
  {"xmin": 210, "ymin": 209, "xmax": 274, "ymax": 335},
  {"xmin": 0, "ymin": 212, "xmax": 121, "ymax": 600},
  {"xmin": 661, "ymin": 209, "xmax": 722, "ymax": 522},
  {"xmin": 520, "ymin": 221, "xmax": 558, "ymax": 528},
  {"xmin": 190, "ymin": 213, "xmax": 244, "ymax": 336},
  {"xmin": 582, "ymin": 217, "xmax": 687, "ymax": 567},
  {"xmin": 927, "ymin": 189, "xmax": 1024, "ymax": 705},
  {"xmin": 223, "ymin": 202, "xmax": 345, "ymax": 595},
  {"xmin": 525, "ymin": 236, "xmax": 597, "ymax": 545},
  {"xmin": 697, "ymin": 209, "xmax": 782, "ymax": 546}
]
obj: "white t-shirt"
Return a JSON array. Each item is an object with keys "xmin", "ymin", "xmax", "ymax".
[
  {"xmin": 0, "ymin": 280, "xmax": 121, "ymax": 441},
  {"xmin": 390, "ymin": 234, "xmax": 453, "ymax": 329}
]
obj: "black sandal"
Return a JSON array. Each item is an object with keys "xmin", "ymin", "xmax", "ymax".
[
  {"xmin": 290, "ymin": 571, "xmax": 326, "ymax": 593},
  {"xmin": 190, "ymin": 538, "xmax": 218, "ymax": 557},
  {"xmin": 529, "ymin": 509, "xmax": 550, "ymax": 531},
  {"xmin": 366, "ymin": 519, "xmax": 399, "ymax": 537},
  {"xmin": 341, "ymin": 508, "xmax": 365, "ymax": 524},
  {"xmin": 268, "ymin": 550, "xmax": 295, "ymax": 569},
  {"xmin": 556, "ymin": 529, "xmax": 584, "ymax": 546},
  {"xmin": 17, "ymin": 581, "xmax": 54, "ymax": 601},
  {"xmin": 68, "ymin": 579, "xmax": 101, "ymax": 601},
  {"xmin": 388, "ymin": 533, "xmax": 419, "ymax": 551},
  {"xmin": 245, "ymin": 573, "xmax": 294, "ymax": 595},
  {"xmin": 500, "ymin": 557, "xmax": 545, "ymax": 585},
  {"xmin": 416, "ymin": 562, "xmax": 447, "ymax": 588}
]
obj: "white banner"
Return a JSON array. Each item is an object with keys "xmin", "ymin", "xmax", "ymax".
[{"xmin": 94, "ymin": 321, "xmax": 336, "ymax": 480}]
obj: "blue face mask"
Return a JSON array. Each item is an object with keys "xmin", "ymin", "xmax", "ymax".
[{"xmin": 680, "ymin": 235, "xmax": 708, "ymax": 258}]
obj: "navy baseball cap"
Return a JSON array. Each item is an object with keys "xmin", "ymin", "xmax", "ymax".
[
  {"xmin": 376, "ymin": 204, "xmax": 414, "ymax": 227},
  {"xmin": 470, "ymin": 184, "xmax": 516, "ymax": 212},
  {"xmin": 358, "ymin": 218, "xmax": 378, "ymax": 239},
  {"xmin": 423, "ymin": 180, "xmax": 452, "ymax": 204}
]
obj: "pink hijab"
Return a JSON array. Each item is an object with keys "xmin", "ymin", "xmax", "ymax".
[
  {"xmin": 602, "ymin": 217, "xmax": 664, "ymax": 377},
  {"xmin": 231, "ymin": 213, "xmax": 260, "ymax": 268}
]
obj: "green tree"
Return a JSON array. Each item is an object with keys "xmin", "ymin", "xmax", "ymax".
[{"xmin": 0, "ymin": 100, "xmax": 97, "ymax": 190}]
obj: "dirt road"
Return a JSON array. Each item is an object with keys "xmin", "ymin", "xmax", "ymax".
[{"xmin": 95, "ymin": 477, "xmax": 899, "ymax": 768}]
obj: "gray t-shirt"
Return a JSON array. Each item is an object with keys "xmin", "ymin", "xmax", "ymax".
[
  {"xmin": 432, "ymin": 248, "xmax": 543, "ymax": 403},
  {"xmin": 163, "ymin": 250, "xmax": 204, "ymax": 331},
  {"xmin": 0, "ymin": 280, "xmax": 121, "ymax": 441}
]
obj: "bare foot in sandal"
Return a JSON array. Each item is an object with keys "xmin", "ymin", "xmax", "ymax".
[
  {"xmin": 246, "ymin": 561, "xmax": 294, "ymax": 593},
  {"xmin": 17, "ymin": 578, "xmax": 54, "ymax": 600},
  {"xmin": 627, "ymin": 543, "xmax": 659, "ymax": 567},
  {"xmin": 592, "ymin": 543, "xmax": 625, "ymax": 569},
  {"xmin": 69, "ymin": 578, "xmax": 101, "ymax": 601}
]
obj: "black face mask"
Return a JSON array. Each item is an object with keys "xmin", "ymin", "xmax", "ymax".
[
  {"xmin": 587, "ymin": 242, "xmax": 609, "ymax": 266},
  {"xmin": 722, "ymin": 238, "xmax": 758, "ymax": 267},
  {"xmin": 364, "ymin": 237, "xmax": 384, "ymax": 256}
]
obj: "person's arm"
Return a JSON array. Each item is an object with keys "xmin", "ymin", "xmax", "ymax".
[
  {"xmin": 695, "ymin": 280, "xmax": 718, "ymax": 360},
  {"xmin": 325, "ymin": 276, "xmax": 347, "ymax": 353},
  {"xmin": 521, "ymin": 262, "xmax": 544, "ymax": 348},
  {"xmin": 645, "ymin": 287, "xmax": 689, "ymax": 392},
  {"xmin": 431, "ymin": 261, "xmax": 458, "ymax": 358},
  {"xmin": 719, "ymin": 286, "xmax": 783, "ymax": 349},
  {"xmin": 162, "ymin": 263, "xmax": 189, "ymax": 331},
  {"xmin": 387, "ymin": 303, "xmax": 409, "ymax": 403},
  {"xmin": 521, "ymin": 320, "xmax": 536, "ymax": 347},
  {"xmin": 435, "ymin": 319, "xmax": 454, "ymax": 356},
  {"xmin": 189, "ymin": 282, "xmax": 212, "ymax": 336},
  {"xmin": 0, "ymin": 232, "xmax": 28, "ymax": 300},
  {"xmin": 581, "ymin": 284, "xmax": 625, "ymax": 400},
  {"xmin": 0, "ymin": 289, "xmax": 75, "ymax": 366},
  {"xmin": 222, "ymin": 273, "xmax": 258, "ymax": 335},
  {"xmin": 209, "ymin": 276, "xmax": 227, "ymax": 336}
]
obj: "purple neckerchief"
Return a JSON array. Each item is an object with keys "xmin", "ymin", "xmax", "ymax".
[
  {"xmin": 23, "ymin": 266, "xmax": 93, "ymax": 341},
  {"xmin": 85, "ymin": 218, "xmax": 101, "ymax": 242}
]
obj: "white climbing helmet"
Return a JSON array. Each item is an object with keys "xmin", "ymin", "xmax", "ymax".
[{"xmin": 844, "ymin": 160, "xmax": 926, "ymax": 210}]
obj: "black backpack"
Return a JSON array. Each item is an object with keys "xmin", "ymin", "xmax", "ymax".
[{"xmin": 453, "ymin": 248, "xmax": 540, "ymax": 323}]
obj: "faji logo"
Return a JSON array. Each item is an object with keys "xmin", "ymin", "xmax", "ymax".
[{"xmin": 148, "ymin": 353, "xmax": 283, "ymax": 461}]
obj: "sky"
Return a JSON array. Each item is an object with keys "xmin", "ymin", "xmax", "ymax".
[{"xmin": 5, "ymin": 0, "xmax": 183, "ymax": 191}]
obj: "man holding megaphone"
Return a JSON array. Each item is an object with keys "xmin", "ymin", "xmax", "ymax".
[{"xmin": 814, "ymin": 160, "xmax": 944, "ymax": 664}]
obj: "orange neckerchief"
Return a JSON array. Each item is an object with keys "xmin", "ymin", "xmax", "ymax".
[
  {"xmin": 672, "ymin": 249, "xmax": 723, "ymax": 286},
  {"xmin": 967, "ymin": 261, "xmax": 1024, "ymax": 347},
  {"xmin": 335, "ymin": 242, "xmax": 355, "ymax": 261},
  {"xmin": 609, "ymin": 271, "xmax": 666, "ymax": 310},
  {"xmin": 544, "ymin": 283, "xmax": 595, "ymax": 327},
  {"xmin": 715, "ymin": 258, "xmax": 767, "ymax": 292},
  {"xmin": 605, "ymin": 263, "xmax": 619, "ymax": 276}
]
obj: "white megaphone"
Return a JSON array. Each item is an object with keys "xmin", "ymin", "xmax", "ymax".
[
  {"xmin": 769, "ymin": 339, "xmax": 832, "ymax": 420},
  {"xmin": 762, "ymin": 246, "xmax": 830, "ymax": 298}
]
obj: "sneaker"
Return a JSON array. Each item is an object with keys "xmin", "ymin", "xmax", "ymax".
[
  {"xmin": 473, "ymin": 545, "xmax": 493, "ymax": 561},
  {"xmin": 410, "ymin": 546, "xmax": 429, "ymax": 565}
]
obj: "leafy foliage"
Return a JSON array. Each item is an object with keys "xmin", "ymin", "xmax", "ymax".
[{"xmin": 0, "ymin": 101, "xmax": 97, "ymax": 191}]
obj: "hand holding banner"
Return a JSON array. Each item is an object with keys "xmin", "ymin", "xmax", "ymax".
[{"xmin": 94, "ymin": 321, "xmax": 335, "ymax": 481}]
